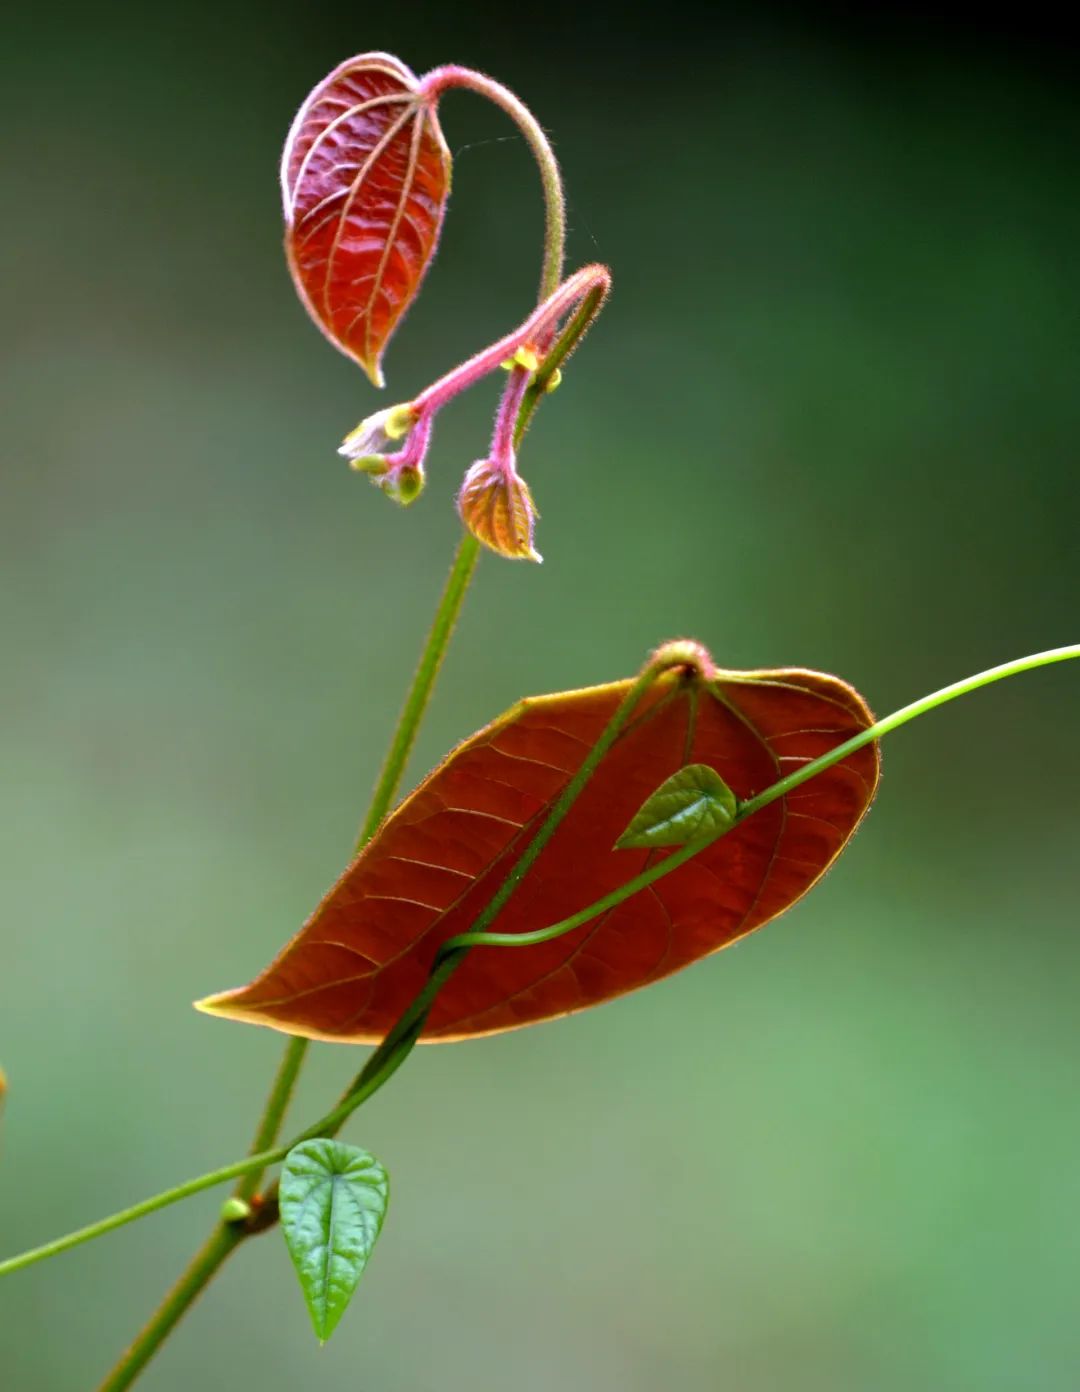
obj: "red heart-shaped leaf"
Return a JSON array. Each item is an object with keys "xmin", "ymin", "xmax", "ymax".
[
  {"xmin": 282, "ymin": 53, "xmax": 451, "ymax": 386},
  {"xmin": 199, "ymin": 656, "xmax": 879, "ymax": 1042}
]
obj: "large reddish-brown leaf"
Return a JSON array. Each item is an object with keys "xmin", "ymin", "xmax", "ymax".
[
  {"xmin": 198, "ymin": 655, "xmax": 879, "ymax": 1043},
  {"xmin": 281, "ymin": 52, "xmax": 451, "ymax": 387}
]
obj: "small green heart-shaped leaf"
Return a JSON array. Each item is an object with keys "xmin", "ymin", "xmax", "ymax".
[
  {"xmin": 279, "ymin": 1139, "xmax": 389, "ymax": 1343},
  {"xmin": 616, "ymin": 764, "xmax": 738, "ymax": 850}
]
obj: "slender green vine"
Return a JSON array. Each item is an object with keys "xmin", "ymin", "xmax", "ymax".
[
  {"xmin": 2, "ymin": 641, "xmax": 1075, "ymax": 1289},
  {"xmin": 354, "ymin": 534, "xmax": 482, "ymax": 851},
  {"xmin": 446, "ymin": 644, "xmax": 1080, "ymax": 954}
]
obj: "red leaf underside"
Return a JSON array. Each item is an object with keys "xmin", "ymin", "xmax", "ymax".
[
  {"xmin": 282, "ymin": 53, "xmax": 451, "ymax": 385},
  {"xmin": 200, "ymin": 662, "xmax": 879, "ymax": 1044}
]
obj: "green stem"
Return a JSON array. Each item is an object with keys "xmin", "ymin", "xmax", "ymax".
[
  {"xmin": 736, "ymin": 644, "xmax": 1079, "ymax": 819},
  {"xmin": 232, "ymin": 1034, "xmax": 308, "ymax": 1204},
  {"xmin": 355, "ymin": 533, "xmax": 480, "ymax": 851},
  {"xmin": 514, "ymin": 283, "xmax": 608, "ymax": 446},
  {"xmin": 97, "ymin": 1226, "xmax": 243, "ymax": 1392},
  {"xmin": 0, "ymin": 1158, "xmax": 265, "ymax": 1280},
  {"xmin": 0, "ymin": 1057, "xmax": 415, "ymax": 1285},
  {"xmin": 0, "ymin": 1035, "xmax": 426, "ymax": 1285},
  {"xmin": 442, "ymin": 644, "xmax": 1080, "ymax": 956}
]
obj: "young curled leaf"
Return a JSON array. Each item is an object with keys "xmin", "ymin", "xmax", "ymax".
[
  {"xmin": 282, "ymin": 53, "xmax": 452, "ymax": 386},
  {"xmin": 457, "ymin": 460, "xmax": 542, "ymax": 561},
  {"xmin": 197, "ymin": 648, "xmax": 879, "ymax": 1043},
  {"xmin": 279, "ymin": 1140, "xmax": 389, "ymax": 1344},
  {"xmin": 616, "ymin": 763, "xmax": 737, "ymax": 850}
]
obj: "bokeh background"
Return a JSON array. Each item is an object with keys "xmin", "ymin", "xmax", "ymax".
[{"xmin": 3, "ymin": 2, "xmax": 1078, "ymax": 1388}]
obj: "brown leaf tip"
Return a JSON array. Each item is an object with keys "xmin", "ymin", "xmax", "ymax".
[{"xmin": 193, "ymin": 991, "xmax": 262, "ymax": 1025}]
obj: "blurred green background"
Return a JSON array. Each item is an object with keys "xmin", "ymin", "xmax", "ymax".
[{"xmin": 2, "ymin": 2, "xmax": 1078, "ymax": 1388}]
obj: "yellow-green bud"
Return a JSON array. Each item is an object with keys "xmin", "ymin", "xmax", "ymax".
[
  {"xmin": 382, "ymin": 464, "xmax": 424, "ymax": 506},
  {"xmin": 512, "ymin": 345, "xmax": 540, "ymax": 373},
  {"xmin": 499, "ymin": 345, "xmax": 540, "ymax": 374},
  {"xmin": 349, "ymin": 455, "xmax": 389, "ymax": 476},
  {"xmin": 383, "ymin": 402, "xmax": 418, "ymax": 440}
]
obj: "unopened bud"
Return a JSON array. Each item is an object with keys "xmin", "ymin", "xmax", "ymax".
[
  {"xmin": 543, "ymin": 367, "xmax": 562, "ymax": 394},
  {"xmin": 348, "ymin": 454, "xmax": 390, "ymax": 476},
  {"xmin": 499, "ymin": 345, "xmax": 541, "ymax": 374},
  {"xmin": 380, "ymin": 464, "xmax": 425, "ymax": 507},
  {"xmin": 512, "ymin": 345, "xmax": 540, "ymax": 373},
  {"xmin": 220, "ymin": 1197, "xmax": 252, "ymax": 1224},
  {"xmin": 458, "ymin": 460, "xmax": 542, "ymax": 562},
  {"xmin": 383, "ymin": 403, "xmax": 418, "ymax": 439},
  {"xmin": 339, "ymin": 402, "xmax": 418, "ymax": 461}
]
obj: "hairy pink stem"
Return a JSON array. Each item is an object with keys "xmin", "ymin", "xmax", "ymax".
[
  {"xmin": 413, "ymin": 264, "xmax": 611, "ymax": 416},
  {"xmin": 490, "ymin": 367, "xmax": 533, "ymax": 463}
]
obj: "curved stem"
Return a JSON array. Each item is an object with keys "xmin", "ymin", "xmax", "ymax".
[
  {"xmin": 444, "ymin": 645, "xmax": 1080, "ymax": 956},
  {"xmin": 420, "ymin": 65, "xmax": 565, "ymax": 299},
  {"xmin": 413, "ymin": 265, "xmax": 610, "ymax": 418},
  {"xmin": 736, "ymin": 644, "xmax": 1079, "ymax": 819}
]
